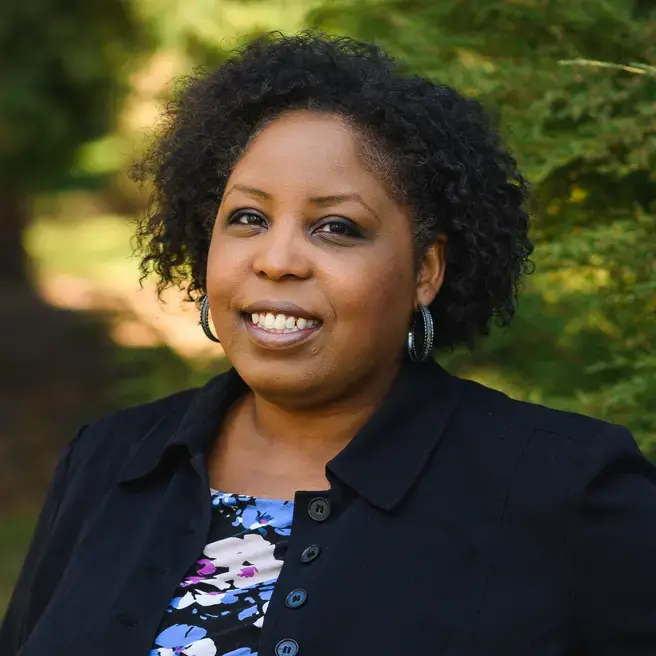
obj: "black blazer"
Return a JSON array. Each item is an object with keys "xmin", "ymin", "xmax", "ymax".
[{"xmin": 2, "ymin": 360, "xmax": 656, "ymax": 655}]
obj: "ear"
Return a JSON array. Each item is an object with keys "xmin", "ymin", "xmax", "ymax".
[{"xmin": 415, "ymin": 235, "xmax": 447, "ymax": 307}]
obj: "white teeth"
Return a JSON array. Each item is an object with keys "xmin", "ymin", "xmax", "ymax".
[
  {"xmin": 274, "ymin": 314, "xmax": 286, "ymax": 330},
  {"xmin": 248, "ymin": 311, "xmax": 320, "ymax": 333}
]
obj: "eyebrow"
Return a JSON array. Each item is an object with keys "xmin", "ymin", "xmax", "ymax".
[
  {"xmin": 225, "ymin": 184, "xmax": 380, "ymax": 221},
  {"xmin": 225, "ymin": 184, "xmax": 271, "ymax": 200}
]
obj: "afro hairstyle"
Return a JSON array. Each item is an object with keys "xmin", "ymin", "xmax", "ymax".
[{"xmin": 131, "ymin": 31, "xmax": 534, "ymax": 350}]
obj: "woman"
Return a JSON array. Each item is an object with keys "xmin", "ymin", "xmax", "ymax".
[{"xmin": 2, "ymin": 32, "xmax": 655, "ymax": 656}]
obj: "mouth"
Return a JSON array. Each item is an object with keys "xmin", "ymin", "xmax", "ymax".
[
  {"xmin": 241, "ymin": 302, "xmax": 322, "ymax": 334},
  {"xmin": 243, "ymin": 311, "xmax": 320, "ymax": 334},
  {"xmin": 239, "ymin": 303, "xmax": 323, "ymax": 349}
]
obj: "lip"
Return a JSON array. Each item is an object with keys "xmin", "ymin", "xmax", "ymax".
[
  {"xmin": 241, "ymin": 300, "xmax": 321, "ymax": 322},
  {"xmin": 241, "ymin": 314, "xmax": 321, "ymax": 350}
]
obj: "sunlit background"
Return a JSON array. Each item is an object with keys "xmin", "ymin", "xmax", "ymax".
[{"xmin": 1, "ymin": 0, "xmax": 654, "ymax": 612}]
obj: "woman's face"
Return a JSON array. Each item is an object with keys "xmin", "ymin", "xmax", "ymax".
[{"xmin": 207, "ymin": 110, "xmax": 444, "ymax": 405}]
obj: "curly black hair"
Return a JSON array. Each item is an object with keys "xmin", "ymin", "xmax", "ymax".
[{"xmin": 131, "ymin": 31, "xmax": 533, "ymax": 350}]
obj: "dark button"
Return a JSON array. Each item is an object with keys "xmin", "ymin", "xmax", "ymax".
[
  {"xmin": 308, "ymin": 497, "xmax": 330, "ymax": 522},
  {"xmin": 144, "ymin": 564, "xmax": 167, "ymax": 576},
  {"xmin": 285, "ymin": 588, "xmax": 307, "ymax": 608},
  {"xmin": 300, "ymin": 544, "xmax": 321, "ymax": 563},
  {"xmin": 275, "ymin": 638, "xmax": 299, "ymax": 656},
  {"xmin": 116, "ymin": 613, "xmax": 139, "ymax": 628}
]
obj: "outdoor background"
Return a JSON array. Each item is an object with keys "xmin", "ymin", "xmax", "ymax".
[{"xmin": 1, "ymin": 0, "xmax": 654, "ymax": 613}]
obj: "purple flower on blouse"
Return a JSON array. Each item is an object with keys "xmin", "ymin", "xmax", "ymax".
[
  {"xmin": 197, "ymin": 559, "xmax": 216, "ymax": 575},
  {"xmin": 239, "ymin": 565, "xmax": 258, "ymax": 578}
]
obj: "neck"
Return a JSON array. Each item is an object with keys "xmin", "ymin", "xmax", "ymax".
[{"xmin": 239, "ymin": 357, "xmax": 404, "ymax": 461}]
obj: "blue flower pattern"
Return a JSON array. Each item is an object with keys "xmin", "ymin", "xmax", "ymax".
[{"xmin": 150, "ymin": 490, "xmax": 293, "ymax": 656}]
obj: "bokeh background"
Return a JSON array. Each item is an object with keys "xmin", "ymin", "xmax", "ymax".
[{"xmin": 1, "ymin": 0, "xmax": 654, "ymax": 613}]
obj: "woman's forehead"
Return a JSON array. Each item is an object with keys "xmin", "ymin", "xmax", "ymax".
[{"xmin": 229, "ymin": 111, "xmax": 393, "ymax": 203}]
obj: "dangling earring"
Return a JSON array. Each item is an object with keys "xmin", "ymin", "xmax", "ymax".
[
  {"xmin": 200, "ymin": 295, "xmax": 220, "ymax": 343},
  {"xmin": 407, "ymin": 304, "xmax": 434, "ymax": 362}
]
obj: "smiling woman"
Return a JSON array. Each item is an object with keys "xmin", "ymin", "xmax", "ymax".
[
  {"xmin": 208, "ymin": 110, "xmax": 434, "ymax": 405},
  {"xmin": 2, "ymin": 31, "xmax": 656, "ymax": 656}
]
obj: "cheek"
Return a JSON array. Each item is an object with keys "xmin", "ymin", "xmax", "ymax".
[
  {"xmin": 326, "ymin": 251, "xmax": 415, "ymax": 336},
  {"xmin": 205, "ymin": 236, "xmax": 247, "ymax": 323},
  {"xmin": 207, "ymin": 234, "xmax": 241, "ymax": 290}
]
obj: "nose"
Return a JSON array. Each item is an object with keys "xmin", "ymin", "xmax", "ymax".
[{"xmin": 252, "ymin": 218, "xmax": 312, "ymax": 281}]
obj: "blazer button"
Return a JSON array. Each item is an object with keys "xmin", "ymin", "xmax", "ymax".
[
  {"xmin": 300, "ymin": 544, "xmax": 320, "ymax": 563},
  {"xmin": 308, "ymin": 497, "xmax": 330, "ymax": 522},
  {"xmin": 285, "ymin": 588, "xmax": 307, "ymax": 608},
  {"xmin": 275, "ymin": 638, "xmax": 299, "ymax": 656}
]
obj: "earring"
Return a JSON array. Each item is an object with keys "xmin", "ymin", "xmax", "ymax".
[
  {"xmin": 200, "ymin": 295, "xmax": 220, "ymax": 343},
  {"xmin": 407, "ymin": 304, "xmax": 434, "ymax": 362}
]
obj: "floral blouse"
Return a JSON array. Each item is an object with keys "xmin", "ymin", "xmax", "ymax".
[{"xmin": 149, "ymin": 490, "xmax": 294, "ymax": 656}]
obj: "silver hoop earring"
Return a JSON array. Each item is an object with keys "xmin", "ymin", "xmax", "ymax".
[
  {"xmin": 200, "ymin": 295, "xmax": 220, "ymax": 343},
  {"xmin": 407, "ymin": 304, "xmax": 434, "ymax": 362}
]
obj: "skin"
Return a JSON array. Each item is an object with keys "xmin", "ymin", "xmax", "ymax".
[{"xmin": 206, "ymin": 110, "xmax": 446, "ymax": 499}]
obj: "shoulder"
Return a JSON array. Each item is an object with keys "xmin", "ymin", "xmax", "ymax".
[
  {"xmin": 451, "ymin": 374, "xmax": 652, "ymax": 491},
  {"xmin": 448, "ymin": 374, "xmax": 656, "ymax": 647},
  {"xmin": 64, "ymin": 365, "xmax": 242, "ymax": 486},
  {"xmin": 65, "ymin": 386, "xmax": 199, "ymax": 481},
  {"xmin": 455, "ymin": 375, "xmax": 606, "ymax": 439},
  {"xmin": 87, "ymin": 387, "xmax": 198, "ymax": 435}
]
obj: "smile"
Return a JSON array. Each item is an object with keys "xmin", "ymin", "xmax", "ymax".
[
  {"xmin": 240, "ymin": 309, "xmax": 322, "ymax": 350},
  {"xmin": 249, "ymin": 312, "xmax": 320, "ymax": 334}
]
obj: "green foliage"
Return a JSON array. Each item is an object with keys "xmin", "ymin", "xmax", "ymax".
[
  {"xmin": 309, "ymin": 0, "xmax": 656, "ymax": 454},
  {"xmin": 25, "ymin": 213, "xmax": 138, "ymax": 285},
  {"xmin": 134, "ymin": 0, "xmax": 317, "ymax": 69},
  {"xmin": 110, "ymin": 346, "xmax": 230, "ymax": 411},
  {"xmin": 3, "ymin": 5, "xmax": 656, "ymax": 611},
  {"xmin": 0, "ymin": 0, "xmax": 148, "ymax": 192},
  {"xmin": 0, "ymin": 513, "xmax": 36, "ymax": 617},
  {"xmin": 7, "ymin": 0, "xmax": 654, "ymax": 453}
]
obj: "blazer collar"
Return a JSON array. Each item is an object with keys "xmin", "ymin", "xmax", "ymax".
[
  {"xmin": 118, "ymin": 359, "xmax": 461, "ymax": 511},
  {"xmin": 326, "ymin": 358, "xmax": 461, "ymax": 510},
  {"xmin": 117, "ymin": 367, "xmax": 247, "ymax": 484}
]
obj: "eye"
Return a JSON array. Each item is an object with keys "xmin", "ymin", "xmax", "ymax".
[
  {"xmin": 228, "ymin": 210, "xmax": 267, "ymax": 227},
  {"xmin": 314, "ymin": 219, "xmax": 362, "ymax": 238}
]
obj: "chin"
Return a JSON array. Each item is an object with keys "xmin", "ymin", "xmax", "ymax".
[{"xmin": 232, "ymin": 355, "xmax": 326, "ymax": 405}]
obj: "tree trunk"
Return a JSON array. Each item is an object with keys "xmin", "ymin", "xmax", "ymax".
[
  {"xmin": 0, "ymin": 189, "xmax": 30, "ymax": 287},
  {"xmin": 0, "ymin": 188, "xmax": 114, "ymax": 509}
]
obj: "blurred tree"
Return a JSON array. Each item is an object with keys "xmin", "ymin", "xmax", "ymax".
[
  {"xmin": 308, "ymin": 0, "xmax": 656, "ymax": 454},
  {"xmin": 136, "ymin": 0, "xmax": 316, "ymax": 67},
  {"xmin": 0, "ymin": 0, "xmax": 148, "ymax": 503},
  {"xmin": 103, "ymin": 0, "xmax": 317, "ymax": 211},
  {"xmin": 0, "ymin": 0, "xmax": 146, "ymax": 285}
]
